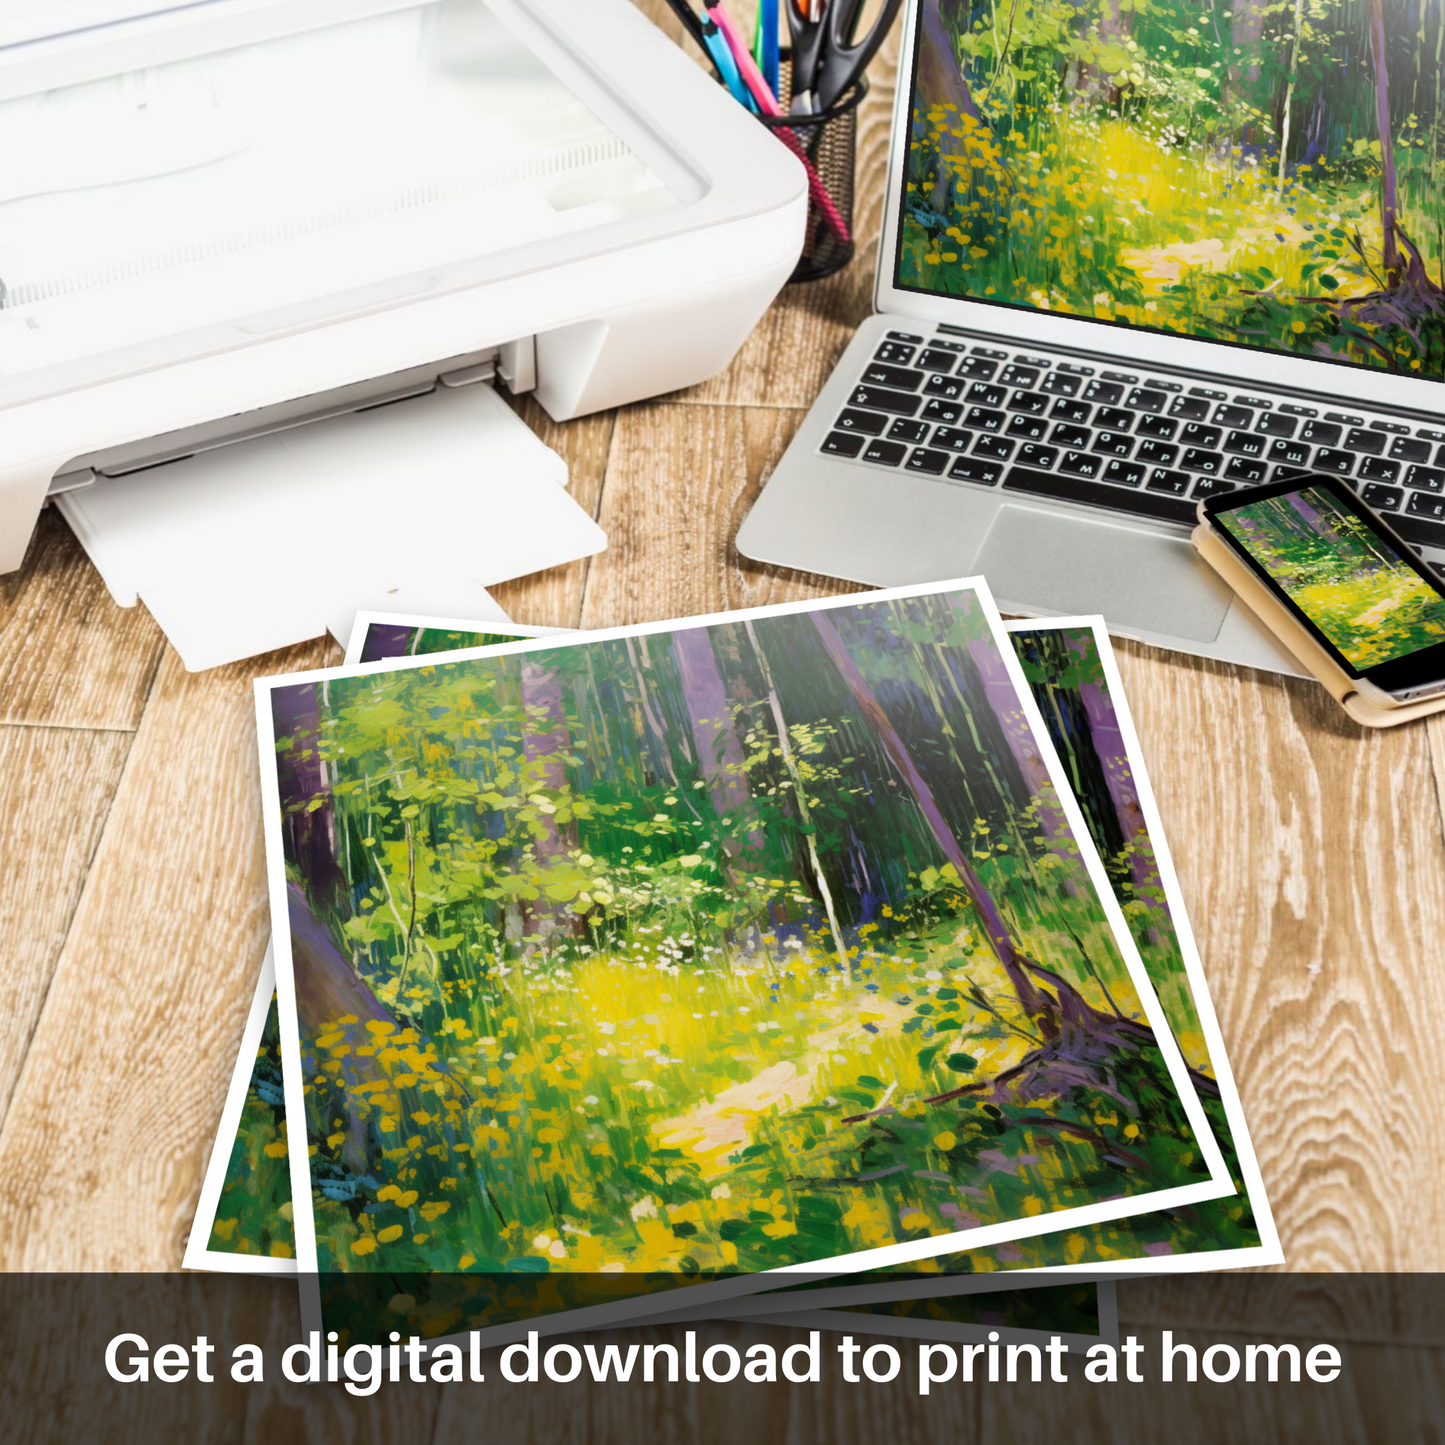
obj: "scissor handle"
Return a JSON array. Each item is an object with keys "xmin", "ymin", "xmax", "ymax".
[
  {"xmin": 784, "ymin": 0, "xmax": 829, "ymax": 103},
  {"xmin": 815, "ymin": 0, "xmax": 903, "ymax": 108}
]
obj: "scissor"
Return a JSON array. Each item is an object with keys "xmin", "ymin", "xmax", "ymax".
[{"xmin": 785, "ymin": 0, "xmax": 903, "ymax": 114}]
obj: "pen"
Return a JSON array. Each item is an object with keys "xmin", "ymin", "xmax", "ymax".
[{"xmin": 753, "ymin": 0, "xmax": 780, "ymax": 99}]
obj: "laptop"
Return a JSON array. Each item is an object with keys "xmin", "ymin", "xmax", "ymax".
[{"xmin": 737, "ymin": 0, "xmax": 1445, "ymax": 675}]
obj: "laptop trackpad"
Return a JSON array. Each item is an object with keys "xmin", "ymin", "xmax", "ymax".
[{"xmin": 975, "ymin": 504, "xmax": 1233, "ymax": 643}]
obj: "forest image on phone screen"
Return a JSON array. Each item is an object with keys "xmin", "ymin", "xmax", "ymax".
[{"xmin": 1218, "ymin": 485, "xmax": 1445, "ymax": 667}]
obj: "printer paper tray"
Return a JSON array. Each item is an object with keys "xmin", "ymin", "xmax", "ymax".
[{"xmin": 56, "ymin": 383, "xmax": 604, "ymax": 671}]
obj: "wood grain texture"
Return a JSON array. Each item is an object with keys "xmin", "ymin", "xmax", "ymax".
[
  {"xmin": 0, "ymin": 510, "xmax": 165, "ymax": 730},
  {"xmin": 0, "ymin": 640, "xmax": 331, "ymax": 1270},
  {"xmin": 580, "ymin": 403, "xmax": 862, "ymax": 630},
  {"xmin": 491, "ymin": 396, "xmax": 614, "ymax": 631},
  {"xmin": 1110, "ymin": 638, "xmax": 1445, "ymax": 1270},
  {"xmin": 0, "ymin": 725, "xmax": 133, "ymax": 1127}
]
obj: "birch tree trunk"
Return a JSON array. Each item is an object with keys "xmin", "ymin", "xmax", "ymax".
[
  {"xmin": 1365, "ymin": 0, "xmax": 1401, "ymax": 274},
  {"xmin": 271, "ymin": 683, "xmax": 346, "ymax": 907},
  {"xmin": 520, "ymin": 658, "xmax": 578, "ymax": 946}
]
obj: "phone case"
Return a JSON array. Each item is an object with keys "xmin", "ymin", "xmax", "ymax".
[{"xmin": 1192, "ymin": 522, "xmax": 1445, "ymax": 728}]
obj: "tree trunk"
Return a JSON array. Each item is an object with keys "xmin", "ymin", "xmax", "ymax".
[
  {"xmin": 743, "ymin": 621, "xmax": 852, "ymax": 979},
  {"xmin": 808, "ymin": 610, "xmax": 1056, "ymax": 1024},
  {"xmin": 1365, "ymin": 0, "xmax": 1401, "ymax": 274},
  {"xmin": 271, "ymin": 683, "xmax": 346, "ymax": 907},
  {"xmin": 1072, "ymin": 0, "xmax": 1133, "ymax": 108},
  {"xmin": 672, "ymin": 626, "xmax": 764, "ymax": 857},
  {"xmin": 1275, "ymin": 0, "xmax": 1306, "ymax": 196},
  {"xmin": 916, "ymin": 0, "xmax": 989, "ymax": 214},
  {"xmin": 519, "ymin": 658, "xmax": 579, "ymax": 946}
]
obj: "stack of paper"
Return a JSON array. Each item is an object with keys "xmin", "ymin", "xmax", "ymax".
[
  {"xmin": 186, "ymin": 583, "xmax": 1278, "ymax": 1353},
  {"xmin": 57, "ymin": 384, "xmax": 604, "ymax": 670}
]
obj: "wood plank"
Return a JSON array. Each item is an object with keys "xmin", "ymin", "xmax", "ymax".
[
  {"xmin": 491, "ymin": 397, "xmax": 614, "ymax": 631},
  {"xmin": 579, "ymin": 403, "xmax": 863, "ymax": 630},
  {"xmin": 0, "ymin": 509, "xmax": 165, "ymax": 730},
  {"xmin": 1110, "ymin": 639, "xmax": 1445, "ymax": 1271},
  {"xmin": 0, "ymin": 725, "xmax": 133, "ymax": 1127},
  {"xmin": 0, "ymin": 639, "xmax": 332, "ymax": 1269}
]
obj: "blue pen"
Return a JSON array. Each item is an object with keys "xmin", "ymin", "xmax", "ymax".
[
  {"xmin": 701, "ymin": 15, "xmax": 755, "ymax": 110},
  {"xmin": 757, "ymin": 0, "xmax": 779, "ymax": 97}
]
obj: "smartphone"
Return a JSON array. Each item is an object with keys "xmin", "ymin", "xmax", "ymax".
[{"xmin": 1199, "ymin": 473, "xmax": 1445, "ymax": 706}]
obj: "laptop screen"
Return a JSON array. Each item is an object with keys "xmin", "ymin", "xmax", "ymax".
[{"xmin": 893, "ymin": 0, "xmax": 1443, "ymax": 380}]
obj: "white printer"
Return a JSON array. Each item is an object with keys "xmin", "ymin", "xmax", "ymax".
[{"xmin": 0, "ymin": 0, "xmax": 806, "ymax": 661}]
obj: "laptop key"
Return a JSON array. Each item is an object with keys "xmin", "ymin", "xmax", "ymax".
[
  {"xmin": 1405, "ymin": 465, "xmax": 1445, "ymax": 493},
  {"xmin": 860, "ymin": 438, "xmax": 908, "ymax": 467},
  {"xmin": 821, "ymin": 431, "xmax": 865, "ymax": 458},
  {"xmin": 1041, "ymin": 372, "xmax": 1082, "ymax": 397},
  {"xmin": 1083, "ymin": 380, "xmax": 1124, "ymax": 405},
  {"xmin": 1126, "ymin": 388, "xmax": 1167, "ymax": 413},
  {"xmin": 1095, "ymin": 405, "xmax": 1134, "ymax": 432},
  {"xmin": 1180, "ymin": 423, "xmax": 1222, "ymax": 449},
  {"xmin": 1016, "ymin": 444, "xmax": 1059, "ymax": 469},
  {"xmin": 1060, "ymin": 450, "xmax": 1103, "ymax": 478},
  {"xmin": 998, "ymin": 364, "xmax": 1040, "ymax": 388},
  {"xmin": 1314, "ymin": 447, "xmax": 1355, "ymax": 475},
  {"xmin": 1345, "ymin": 427, "xmax": 1385, "ymax": 456},
  {"xmin": 1268, "ymin": 438, "xmax": 1311, "ymax": 467},
  {"xmin": 1362, "ymin": 483, "xmax": 1403, "ymax": 511},
  {"xmin": 1003, "ymin": 466, "xmax": 1197, "ymax": 524},
  {"xmin": 1300, "ymin": 420, "xmax": 1342, "ymax": 447},
  {"xmin": 930, "ymin": 427, "xmax": 975, "ymax": 453},
  {"xmin": 1006, "ymin": 415, "xmax": 1048, "ymax": 441},
  {"xmin": 1358, "ymin": 456, "xmax": 1401, "ymax": 483},
  {"xmin": 922, "ymin": 398, "xmax": 963, "ymax": 424},
  {"xmin": 835, "ymin": 408, "xmax": 890, "ymax": 435},
  {"xmin": 886, "ymin": 330, "xmax": 924, "ymax": 343},
  {"xmin": 1008, "ymin": 390, "xmax": 1050, "ymax": 415},
  {"xmin": 873, "ymin": 342, "xmax": 917, "ymax": 365},
  {"xmin": 1104, "ymin": 459, "xmax": 1146, "ymax": 487},
  {"xmin": 957, "ymin": 356, "xmax": 1000, "ymax": 380},
  {"xmin": 887, "ymin": 418, "xmax": 932, "ymax": 444},
  {"xmin": 1214, "ymin": 404, "xmax": 1254, "ymax": 429},
  {"xmin": 1407, "ymin": 491, "xmax": 1445, "ymax": 522},
  {"xmin": 1147, "ymin": 468, "xmax": 1191, "ymax": 495},
  {"xmin": 1168, "ymin": 395, "xmax": 1212, "ymax": 421},
  {"xmin": 1193, "ymin": 476, "xmax": 1237, "ymax": 499},
  {"xmin": 906, "ymin": 448, "xmax": 951, "ymax": 476},
  {"xmin": 850, "ymin": 385, "xmax": 921, "ymax": 417},
  {"xmin": 974, "ymin": 435, "xmax": 1016, "ymax": 461},
  {"xmin": 1391, "ymin": 511, "xmax": 1445, "ymax": 550},
  {"xmin": 1256, "ymin": 413, "xmax": 1298, "ymax": 438},
  {"xmin": 1225, "ymin": 456, "xmax": 1268, "ymax": 482},
  {"xmin": 1050, "ymin": 398, "xmax": 1092, "ymax": 424},
  {"xmin": 1093, "ymin": 432, "xmax": 1135, "ymax": 457},
  {"xmin": 916, "ymin": 348, "xmax": 959, "ymax": 373},
  {"xmin": 948, "ymin": 457, "xmax": 1004, "ymax": 485},
  {"xmin": 924, "ymin": 374, "xmax": 967, "ymax": 400},
  {"xmin": 1181, "ymin": 448, "xmax": 1224, "ymax": 474},
  {"xmin": 964, "ymin": 406, "xmax": 1006, "ymax": 432},
  {"xmin": 1051, "ymin": 423, "xmax": 1092, "ymax": 449},
  {"xmin": 1136, "ymin": 440, "xmax": 1179, "ymax": 467},
  {"xmin": 967, "ymin": 382, "xmax": 1009, "ymax": 407},
  {"xmin": 1223, "ymin": 430, "xmax": 1266, "ymax": 458},
  {"xmin": 863, "ymin": 363, "xmax": 925, "ymax": 390},
  {"xmin": 1136, "ymin": 413, "xmax": 1179, "ymax": 440},
  {"xmin": 1389, "ymin": 436, "xmax": 1433, "ymax": 464}
]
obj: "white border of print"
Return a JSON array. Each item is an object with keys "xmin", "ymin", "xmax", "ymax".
[
  {"xmin": 183, "ymin": 943, "xmax": 293, "ymax": 1278},
  {"xmin": 255, "ymin": 577, "xmax": 1233, "ymax": 1346},
  {"xmin": 341, "ymin": 611, "xmax": 564, "ymax": 666}
]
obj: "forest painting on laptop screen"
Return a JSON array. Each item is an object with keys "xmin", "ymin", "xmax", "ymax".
[{"xmin": 899, "ymin": 0, "xmax": 1445, "ymax": 376}]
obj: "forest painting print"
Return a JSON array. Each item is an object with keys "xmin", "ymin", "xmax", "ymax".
[
  {"xmin": 259, "ymin": 585, "xmax": 1226, "ymax": 1336},
  {"xmin": 1219, "ymin": 484, "xmax": 1445, "ymax": 663},
  {"xmin": 902, "ymin": 0, "xmax": 1445, "ymax": 373}
]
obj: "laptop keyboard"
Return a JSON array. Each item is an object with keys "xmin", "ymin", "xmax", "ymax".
[{"xmin": 821, "ymin": 330, "xmax": 1445, "ymax": 560}]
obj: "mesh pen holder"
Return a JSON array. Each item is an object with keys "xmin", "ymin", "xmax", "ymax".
[{"xmin": 758, "ymin": 60, "xmax": 867, "ymax": 284}]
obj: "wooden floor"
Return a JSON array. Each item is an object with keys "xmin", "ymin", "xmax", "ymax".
[{"xmin": 2, "ymin": 5, "xmax": 1443, "ymax": 1440}]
